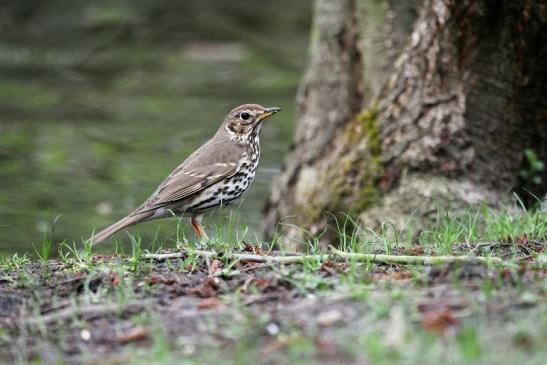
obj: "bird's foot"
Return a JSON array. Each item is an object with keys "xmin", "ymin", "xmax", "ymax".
[{"xmin": 191, "ymin": 215, "xmax": 209, "ymax": 248}]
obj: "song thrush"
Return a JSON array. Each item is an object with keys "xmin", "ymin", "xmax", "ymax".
[{"xmin": 89, "ymin": 104, "xmax": 281, "ymax": 244}]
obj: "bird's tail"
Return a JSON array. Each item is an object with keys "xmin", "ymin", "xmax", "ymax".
[{"xmin": 89, "ymin": 212, "xmax": 151, "ymax": 245}]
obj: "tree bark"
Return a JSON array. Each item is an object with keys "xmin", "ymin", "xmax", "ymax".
[{"xmin": 264, "ymin": 0, "xmax": 547, "ymax": 248}]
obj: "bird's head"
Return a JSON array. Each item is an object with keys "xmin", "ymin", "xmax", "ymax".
[{"xmin": 222, "ymin": 104, "xmax": 281, "ymax": 142}]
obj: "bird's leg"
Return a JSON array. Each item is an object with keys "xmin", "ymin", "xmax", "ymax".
[{"xmin": 191, "ymin": 215, "xmax": 209, "ymax": 241}]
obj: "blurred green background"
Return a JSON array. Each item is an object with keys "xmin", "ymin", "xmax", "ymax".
[{"xmin": 0, "ymin": 0, "xmax": 312, "ymax": 254}]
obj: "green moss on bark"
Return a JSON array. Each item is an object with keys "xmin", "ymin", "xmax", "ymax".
[
  {"xmin": 348, "ymin": 104, "xmax": 383, "ymax": 213},
  {"xmin": 324, "ymin": 104, "xmax": 383, "ymax": 215},
  {"xmin": 288, "ymin": 104, "xmax": 384, "ymax": 233}
]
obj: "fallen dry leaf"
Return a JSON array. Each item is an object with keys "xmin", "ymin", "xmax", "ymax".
[
  {"xmin": 319, "ymin": 261, "xmax": 345, "ymax": 275},
  {"xmin": 516, "ymin": 235, "xmax": 529, "ymax": 246},
  {"xmin": 148, "ymin": 274, "xmax": 176, "ymax": 286},
  {"xmin": 315, "ymin": 337, "xmax": 339, "ymax": 357},
  {"xmin": 108, "ymin": 271, "xmax": 121, "ymax": 287},
  {"xmin": 409, "ymin": 246, "xmax": 425, "ymax": 255},
  {"xmin": 210, "ymin": 259, "xmax": 222, "ymax": 274},
  {"xmin": 252, "ymin": 277, "xmax": 276, "ymax": 291},
  {"xmin": 500, "ymin": 267, "xmax": 513, "ymax": 279},
  {"xmin": 392, "ymin": 271, "xmax": 412, "ymax": 280},
  {"xmin": 116, "ymin": 326, "xmax": 149, "ymax": 344},
  {"xmin": 244, "ymin": 244, "xmax": 264, "ymax": 255},
  {"xmin": 197, "ymin": 297, "xmax": 222, "ymax": 310},
  {"xmin": 189, "ymin": 277, "xmax": 217, "ymax": 298},
  {"xmin": 421, "ymin": 310, "xmax": 457, "ymax": 332}
]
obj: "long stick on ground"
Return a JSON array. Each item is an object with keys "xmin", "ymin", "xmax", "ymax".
[
  {"xmin": 142, "ymin": 250, "xmax": 328, "ymax": 264},
  {"xmin": 329, "ymin": 247, "xmax": 512, "ymax": 267},
  {"xmin": 143, "ymin": 248, "xmax": 514, "ymax": 267}
]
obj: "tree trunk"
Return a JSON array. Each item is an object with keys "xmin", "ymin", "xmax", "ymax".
[{"xmin": 264, "ymin": 0, "xmax": 547, "ymax": 248}]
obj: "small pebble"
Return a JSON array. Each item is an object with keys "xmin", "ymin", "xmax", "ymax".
[
  {"xmin": 183, "ymin": 344, "xmax": 196, "ymax": 355},
  {"xmin": 317, "ymin": 309, "xmax": 343, "ymax": 327},
  {"xmin": 266, "ymin": 322, "xmax": 280, "ymax": 336},
  {"xmin": 80, "ymin": 329, "xmax": 91, "ymax": 341}
]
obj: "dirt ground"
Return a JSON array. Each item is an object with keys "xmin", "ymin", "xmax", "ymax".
[{"xmin": 0, "ymin": 241, "xmax": 545, "ymax": 364}]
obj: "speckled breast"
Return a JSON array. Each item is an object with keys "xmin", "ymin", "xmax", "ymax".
[{"xmin": 182, "ymin": 146, "xmax": 260, "ymax": 214}]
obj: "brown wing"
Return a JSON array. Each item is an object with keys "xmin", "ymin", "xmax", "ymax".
[
  {"xmin": 134, "ymin": 163, "xmax": 238, "ymax": 214},
  {"xmin": 131, "ymin": 134, "xmax": 244, "ymax": 215}
]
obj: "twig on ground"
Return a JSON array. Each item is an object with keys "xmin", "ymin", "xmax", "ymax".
[
  {"xmin": 142, "ymin": 250, "xmax": 328, "ymax": 264},
  {"xmin": 143, "ymin": 247, "xmax": 516, "ymax": 267},
  {"xmin": 329, "ymin": 246, "xmax": 513, "ymax": 267}
]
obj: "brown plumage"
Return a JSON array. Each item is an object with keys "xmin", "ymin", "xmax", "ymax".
[{"xmin": 89, "ymin": 104, "xmax": 281, "ymax": 244}]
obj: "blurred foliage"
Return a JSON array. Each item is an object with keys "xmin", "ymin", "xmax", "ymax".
[
  {"xmin": 519, "ymin": 149, "xmax": 544, "ymax": 186},
  {"xmin": 0, "ymin": 0, "xmax": 312, "ymax": 254}
]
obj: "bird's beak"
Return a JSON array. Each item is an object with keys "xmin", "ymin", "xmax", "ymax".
[{"xmin": 257, "ymin": 106, "xmax": 281, "ymax": 121}]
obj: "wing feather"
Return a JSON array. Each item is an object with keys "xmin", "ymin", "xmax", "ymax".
[{"xmin": 133, "ymin": 162, "xmax": 238, "ymax": 214}]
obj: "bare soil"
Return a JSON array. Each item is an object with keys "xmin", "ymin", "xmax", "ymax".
[{"xmin": 0, "ymin": 241, "xmax": 545, "ymax": 364}]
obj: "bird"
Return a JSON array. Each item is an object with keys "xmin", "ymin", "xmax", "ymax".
[{"xmin": 89, "ymin": 104, "xmax": 281, "ymax": 245}]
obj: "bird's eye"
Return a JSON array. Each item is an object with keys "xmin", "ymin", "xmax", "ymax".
[{"xmin": 240, "ymin": 112, "xmax": 250, "ymax": 120}]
